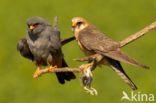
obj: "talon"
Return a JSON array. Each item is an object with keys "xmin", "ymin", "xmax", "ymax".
[
  {"xmin": 80, "ymin": 63, "xmax": 93, "ymax": 73},
  {"xmin": 80, "ymin": 63, "xmax": 98, "ymax": 96},
  {"xmin": 33, "ymin": 67, "xmax": 41, "ymax": 78},
  {"xmin": 47, "ymin": 65, "xmax": 57, "ymax": 72}
]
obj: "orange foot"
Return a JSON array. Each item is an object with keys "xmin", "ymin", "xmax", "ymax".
[
  {"xmin": 80, "ymin": 63, "xmax": 93, "ymax": 73},
  {"xmin": 33, "ymin": 67, "xmax": 41, "ymax": 78},
  {"xmin": 47, "ymin": 65, "xmax": 57, "ymax": 72}
]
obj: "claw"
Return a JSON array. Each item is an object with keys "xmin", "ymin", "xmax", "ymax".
[
  {"xmin": 47, "ymin": 65, "xmax": 57, "ymax": 72},
  {"xmin": 80, "ymin": 63, "xmax": 98, "ymax": 95},
  {"xmin": 33, "ymin": 67, "xmax": 41, "ymax": 78}
]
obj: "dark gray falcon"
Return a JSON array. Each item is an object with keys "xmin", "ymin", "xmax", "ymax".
[
  {"xmin": 17, "ymin": 17, "xmax": 75, "ymax": 84},
  {"xmin": 71, "ymin": 17, "xmax": 149, "ymax": 90}
]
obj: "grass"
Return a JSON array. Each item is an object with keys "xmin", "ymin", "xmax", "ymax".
[{"xmin": 0, "ymin": 0, "xmax": 156, "ymax": 103}]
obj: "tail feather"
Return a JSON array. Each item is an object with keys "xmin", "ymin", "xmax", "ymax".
[
  {"xmin": 56, "ymin": 59, "xmax": 76, "ymax": 84},
  {"xmin": 107, "ymin": 57, "xmax": 138, "ymax": 90},
  {"xmin": 102, "ymin": 50, "xmax": 149, "ymax": 69}
]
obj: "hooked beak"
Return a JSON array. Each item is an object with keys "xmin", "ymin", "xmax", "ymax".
[
  {"xmin": 29, "ymin": 25, "xmax": 35, "ymax": 31},
  {"xmin": 72, "ymin": 22, "xmax": 76, "ymax": 31}
]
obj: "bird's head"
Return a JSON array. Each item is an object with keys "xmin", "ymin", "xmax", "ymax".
[
  {"xmin": 27, "ymin": 17, "xmax": 50, "ymax": 34},
  {"xmin": 72, "ymin": 17, "xmax": 89, "ymax": 33}
]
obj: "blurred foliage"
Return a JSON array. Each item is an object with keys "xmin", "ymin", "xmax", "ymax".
[{"xmin": 0, "ymin": 0, "xmax": 156, "ymax": 103}]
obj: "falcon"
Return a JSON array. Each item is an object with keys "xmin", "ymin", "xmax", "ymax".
[
  {"xmin": 71, "ymin": 17, "xmax": 149, "ymax": 90},
  {"xmin": 17, "ymin": 17, "xmax": 76, "ymax": 84}
]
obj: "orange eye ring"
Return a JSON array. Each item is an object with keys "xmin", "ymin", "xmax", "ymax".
[{"xmin": 29, "ymin": 23, "xmax": 39, "ymax": 31}]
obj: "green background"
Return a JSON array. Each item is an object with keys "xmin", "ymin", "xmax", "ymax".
[{"xmin": 0, "ymin": 0, "xmax": 156, "ymax": 103}]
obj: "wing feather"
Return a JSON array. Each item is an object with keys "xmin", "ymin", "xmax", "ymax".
[
  {"xmin": 17, "ymin": 38, "xmax": 34, "ymax": 60},
  {"xmin": 78, "ymin": 26, "xmax": 149, "ymax": 69},
  {"xmin": 78, "ymin": 26, "xmax": 120, "ymax": 52}
]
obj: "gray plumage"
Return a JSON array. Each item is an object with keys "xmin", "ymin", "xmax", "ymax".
[
  {"xmin": 17, "ymin": 36, "xmax": 75, "ymax": 60},
  {"xmin": 17, "ymin": 17, "xmax": 75, "ymax": 84}
]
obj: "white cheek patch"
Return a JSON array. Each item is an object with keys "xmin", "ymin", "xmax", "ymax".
[
  {"xmin": 80, "ymin": 24, "xmax": 85, "ymax": 30},
  {"xmin": 75, "ymin": 24, "xmax": 86, "ymax": 32}
]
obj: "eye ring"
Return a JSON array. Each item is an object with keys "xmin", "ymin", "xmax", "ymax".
[
  {"xmin": 28, "ymin": 23, "xmax": 39, "ymax": 28},
  {"xmin": 77, "ymin": 21, "xmax": 83, "ymax": 26},
  {"xmin": 33, "ymin": 23, "xmax": 39, "ymax": 27}
]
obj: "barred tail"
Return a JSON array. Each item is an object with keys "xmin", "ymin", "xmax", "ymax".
[{"xmin": 107, "ymin": 57, "xmax": 137, "ymax": 90}]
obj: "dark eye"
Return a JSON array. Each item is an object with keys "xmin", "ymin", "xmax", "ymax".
[
  {"xmin": 77, "ymin": 21, "xmax": 83, "ymax": 26},
  {"xmin": 33, "ymin": 23, "xmax": 39, "ymax": 26},
  {"xmin": 28, "ymin": 23, "xmax": 39, "ymax": 28}
]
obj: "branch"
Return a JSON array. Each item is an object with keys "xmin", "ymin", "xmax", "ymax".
[
  {"xmin": 120, "ymin": 21, "xmax": 156, "ymax": 47},
  {"xmin": 61, "ymin": 36, "xmax": 75, "ymax": 46},
  {"xmin": 33, "ymin": 63, "xmax": 98, "ymax": 95},
  {"xmin": 34, "ymin": 63, "xmax": 97, "ymax": 78},
  {"xmin": 34, "ymin": 67, "xmax": 81, "ymax": 78}
]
